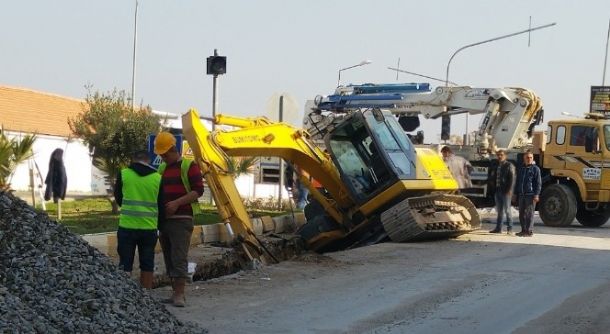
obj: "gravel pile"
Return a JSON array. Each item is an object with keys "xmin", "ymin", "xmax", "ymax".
[{"xmin": 0, "ymin": 192, "xmax": 205, "ymax": 333}]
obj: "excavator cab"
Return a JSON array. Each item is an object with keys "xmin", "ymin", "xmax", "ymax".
[{"xmin": 327, "ymin": 109, "xmax": 416, "ymax": 203}]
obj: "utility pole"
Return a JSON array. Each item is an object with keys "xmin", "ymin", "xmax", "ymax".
[
  {"xmin": 131, "ymin": 0, "xmax": 139, "ymax": 109},
  {"xmin": 212, "ymin": 71, "xmax": 218, "ymax": 130},
  {"xmin": 278, "ymin": 95, "xmax": 284, "ymax": 208},
  {"xmin": 602, "ymin": 20, "xmax": 610, "ymax": 86}
]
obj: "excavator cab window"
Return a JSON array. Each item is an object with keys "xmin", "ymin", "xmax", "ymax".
[{"xmin": 327, "ymin": 110, "xmax": 417, "ymax": 202}]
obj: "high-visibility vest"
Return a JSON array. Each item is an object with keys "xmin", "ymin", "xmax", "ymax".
[
  {"xmin": 158, "ymin": 159, "xmax": 202, "ymax": 216},
  {"xmin": 119, "ymin": 168, "xmax": 161, "ymax": 230}
]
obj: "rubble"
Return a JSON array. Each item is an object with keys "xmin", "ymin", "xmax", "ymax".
[{"xmin": 0, "ymin": 192, "xmax": 205, "ymax": 333}]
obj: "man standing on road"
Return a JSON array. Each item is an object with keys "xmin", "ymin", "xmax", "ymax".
[
  {"xmin": 114, "ymin": 150, "xmax": 161, "ymax": 289},
  {"xmin": 490, "ymin": 149, "xmax": 516, "ymax": 234},
  {"xmin": 441, "ymin": 146, "xmax": 473, "ymax": 190},
  {"xmin": 154, "ymin": 132, "xmax": 204, "ymax": 307},
  {"xmin": 514, "ymin": 150, "xmax": 541, "ymax": 237}
]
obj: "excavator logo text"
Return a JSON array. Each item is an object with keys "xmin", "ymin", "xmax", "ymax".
[
  {"xmin": 231, "ymin": 135, "xmax": 260, "ymax": 144},
  {"xmin": 464, "ymin": 89, "xmax": 490, "ymax": 99}
]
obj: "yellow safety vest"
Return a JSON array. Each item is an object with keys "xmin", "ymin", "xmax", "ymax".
[{"xmin": 119, "ymin": 168, "xmax": 161, "ymax": 230}]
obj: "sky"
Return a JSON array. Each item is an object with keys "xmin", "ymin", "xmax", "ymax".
[{"xmin": 2, "ymin": 0, "xmax": 610, "ymax": 142}]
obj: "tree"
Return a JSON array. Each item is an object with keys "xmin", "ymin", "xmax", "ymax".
[
  {"xmin": 68, "ymin": 89, "xmax": 161, "ymax": 213},
  {"xmin": 0, "ymin": 132, "xmax": 36, "ymax": 190},
  {"xmin": 226, "ymin": 156, "xmax": 259, "ymax": 178}
]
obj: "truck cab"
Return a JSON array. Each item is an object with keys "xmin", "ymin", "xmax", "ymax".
[{"xmin": 539, "ymin": 115, "xmax": 610, "ymax": 226}]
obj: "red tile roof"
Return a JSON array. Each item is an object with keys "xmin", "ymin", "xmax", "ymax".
[{"xmin": 0, "ymin": 86, "xmax": 85, "ymax": 137}]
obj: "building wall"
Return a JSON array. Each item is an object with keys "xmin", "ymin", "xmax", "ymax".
[
  {"xmin": 234, "ymin": 174, "xmax": 290, "ymax": 200},
  {"xmin": 8, "ymin": 131, "xmax": 106, "ymax": 195},
  {"xmin": 10, "ymin": 130, "xmax": 290, "ymax": 201}
]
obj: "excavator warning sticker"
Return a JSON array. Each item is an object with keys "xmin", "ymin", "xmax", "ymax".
[
  {"xmin": 182, "ymin": 141, "xmax": 194, "ymax": 159},
  {"xmin": 583, "ymin": 168, "xmax": 601, "ymax": 180}
]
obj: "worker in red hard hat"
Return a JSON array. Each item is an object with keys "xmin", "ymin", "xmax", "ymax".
[{"xmin": 154, "ymin": 131, "xmax": 204, "ymax": 307}]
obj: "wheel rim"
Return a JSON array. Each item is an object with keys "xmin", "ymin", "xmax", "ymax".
[{"xmin": 543, "ymin": 195, "xmax": 563, "ymax": 219}]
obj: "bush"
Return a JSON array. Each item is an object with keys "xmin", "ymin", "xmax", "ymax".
[{"xmin": 243, "ymin": 196, "xmax": 295, "ymax": 211}]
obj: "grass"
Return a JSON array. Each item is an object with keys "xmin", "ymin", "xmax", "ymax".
[{"xmin": 39, "ymin": 197, "xmax": 287, "ymax": 235}]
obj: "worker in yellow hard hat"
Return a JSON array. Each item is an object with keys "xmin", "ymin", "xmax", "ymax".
[{"xmin": 154, "ymin": 131, "xmax": 204, "ymax": 307}]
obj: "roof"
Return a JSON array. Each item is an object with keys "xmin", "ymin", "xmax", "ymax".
[
  {"xmin": 0, "ymin": 86, "xmax": 85, "ymax": 137},
  {"xmin": 548, "ymin": 116, "xmax": 610, "ymax": 126}
]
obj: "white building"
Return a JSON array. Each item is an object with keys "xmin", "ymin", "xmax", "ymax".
[
  {"xmin": 0, "ymin": 86, "xmax": 106, "ymax": 198},
  {"xmin": 1, "ymin": 86, "xmax": 289, "ymax": 201}
]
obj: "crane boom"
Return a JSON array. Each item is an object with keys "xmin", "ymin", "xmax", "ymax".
[{"xmin": 306, "ymin": 83, "xmax": 544, "ymax": 154}]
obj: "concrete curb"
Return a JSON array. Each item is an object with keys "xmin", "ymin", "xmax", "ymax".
[{"xmin": 82, "ymin": 212, "xmax": 306, "ymax": 258}]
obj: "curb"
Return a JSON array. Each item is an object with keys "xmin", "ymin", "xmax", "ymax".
[{"xmin": 82, "ymin": 212, "xmax": 306, "ymax": 257}]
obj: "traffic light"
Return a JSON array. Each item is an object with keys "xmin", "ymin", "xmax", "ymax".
[{"xmin": 207, "ymin": 55, "xmax": 226, "ymax": 75}]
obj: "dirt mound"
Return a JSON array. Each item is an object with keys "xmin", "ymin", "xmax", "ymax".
[{"xmin": 0, "ymin": 192, "xmax": 205, "ymax": 333}]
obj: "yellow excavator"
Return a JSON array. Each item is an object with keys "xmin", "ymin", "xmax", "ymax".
[{"xmin": 181, "ymin": 108, "xmax": 480, "ymax": 261}]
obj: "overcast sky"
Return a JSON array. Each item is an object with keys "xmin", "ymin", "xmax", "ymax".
[{"xmin": 2, "ymin": 0, "xmax": 610, "ymax": 142}]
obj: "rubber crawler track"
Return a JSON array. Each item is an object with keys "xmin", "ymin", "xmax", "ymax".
[{"xmin": 381, "ymin": 194, "xmax": 481, "ymax": 242}]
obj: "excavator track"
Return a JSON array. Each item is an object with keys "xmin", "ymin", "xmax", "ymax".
[{"xmin": 381, "ymin": 194, "xmax": 480, "ymax": 242}]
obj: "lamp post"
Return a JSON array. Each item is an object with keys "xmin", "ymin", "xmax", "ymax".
[
  {"xmin": 130, "ymin": 0, "xmax": 139, "ymax": 109},
  {"xmin": 337, "ymin": 60, "xmax": 372, "ymax": 87},
  {"xmin": 602, "ymin": 20, "xmax": 610, "ymax": 86},
  {"xmin": 444, "ymin": 22, "xmax": 556, "ymax": 144}
]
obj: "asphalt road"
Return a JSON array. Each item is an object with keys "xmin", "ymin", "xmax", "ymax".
[{"xmin": 154, "ymin": 214, "xmax": 610, "ymax": 334}]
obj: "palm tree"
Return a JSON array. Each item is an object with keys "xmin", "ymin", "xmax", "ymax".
[
  {"xmin": 226, "ymin": 156, "xmax": 259, "ymax": 178},
  {"xmin": 0, "ymin": 132, "xmax": 36, "ymax": 190}
]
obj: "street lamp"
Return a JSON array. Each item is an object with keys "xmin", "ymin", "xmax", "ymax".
[
  {"xmin": 337, "ymin": 60, "xmax": 372, "ymax": 87},
  {"xmin": 443, "ymin": 22, "xmax": 556, "ymax": 143},
  {"xmin": 130, "ymin": 0, "xmax": 139, "ymax": 109}
]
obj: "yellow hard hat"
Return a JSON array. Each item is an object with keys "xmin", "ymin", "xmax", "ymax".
[{"xmin": 154, "ymin": 132, "xmax": 176, "ymax": 155}]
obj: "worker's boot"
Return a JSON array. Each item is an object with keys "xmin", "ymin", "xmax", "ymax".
[
  {"xmin": 161, "ymin": 279, "xmax": 176, "ymax": 304},
  {"xmin": 139, "ymin": 271, "xmax": 154, "ymax": 289},
  {"xmin": 172, "ymin": 278, "xmax": 186, "ymax": 308}
]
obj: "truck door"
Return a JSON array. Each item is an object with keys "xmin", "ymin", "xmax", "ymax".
[
  {"xmin": 545, "ymin": 124, "xmax": 566, "ymax": 170},
  {"xmin": 567, "ymin": 125, "xmax": 601, "ymax": 192}
]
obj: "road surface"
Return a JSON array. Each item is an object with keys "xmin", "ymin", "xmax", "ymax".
[{"xmin": 153, "ymin": 216, "xmax": 610, "ymax": 334}]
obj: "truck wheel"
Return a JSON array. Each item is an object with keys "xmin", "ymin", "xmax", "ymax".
[
  {"xmin": 539, "ymin": 184, "xmax": 577, "ymax": 227},
  {"xmin": 576, "ymin": 209, "xmax": 610, "ymax": 227}
]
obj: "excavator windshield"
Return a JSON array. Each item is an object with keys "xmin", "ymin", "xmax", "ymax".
[{"xmin": 326, "ymin": 109, "xmax": 416, "ymax": 202}]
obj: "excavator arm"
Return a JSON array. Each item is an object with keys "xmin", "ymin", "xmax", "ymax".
[{"xmin": 181, "ymin": 109, "xmax": 356, "ymax": 260}]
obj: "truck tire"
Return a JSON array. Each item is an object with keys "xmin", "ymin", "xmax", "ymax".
[
  {"xmin": 576, "ymin": 209, "xmax": 610, "ymax": 227},
  {"xmin": 539, "ymin": 184, "xmax": 577, "ymax": 227}
]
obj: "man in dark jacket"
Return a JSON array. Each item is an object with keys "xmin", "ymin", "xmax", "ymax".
[
  {"xmin": 113, "ymin": 150, "xmax": 161, "ymax": 289},
  {"xmin": 490, "ymin": 149, "xmax": 516, "ymax": 234},
  {"xmin": 514, "ymin": 150, "xmax": 542, "ymax": 237}
]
